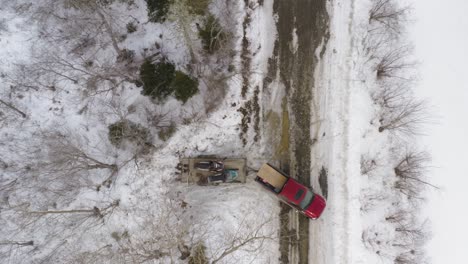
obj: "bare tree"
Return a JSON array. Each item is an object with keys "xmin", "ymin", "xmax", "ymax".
[
  {"xmin": 373, "ymin": 45, "xmax": 415, "ymax": 80},
  {"xmin": 0, "ymin": 199, "xmax": 120, "ymax": 262},
  {"xmin": 368, "ymin": 0, "xmax": 410, "ymax": 35},
  {"xmin": 27, "ymin": 200, "xmax": 119, "ymax": 219},
  {"xmin": 32, "ymin": 0, "xmax": 129, "ymax": 55},
  {"xmin": 210, "ymin": 217, "xmax": 276, "ymax": 264},
  {"xmin": 99, "ymin": 195, "xmax": 278, "ymax": 264},
  {"xmin": 1, "ymin": 128, "xmax": 123, "ymax": 210},
  {"xmin": 0, "ymin": 239, "xmax": 35, "ymax": 263},
  {"xmin": 62, "ymin": 197, "xmax": 212, "ymax": 263},
  {"xmin": 394, "ymin": 251, "xmax": 419, "ymax": 264},
  {"xmin": 173, "ymin": 0, "xmax": 241, "ymax": 113},
  {"xmin": 371, "ymin": 81, "xmax": 410, "ymax": 109},
  {"xmin": 6, "ymin": 0, "xmax": 140, "ymax": 96},
  {"xmin": 41, "ymin": 130, "xmax": 118, "ymax": 185},
  {"xmin": 394, "ymin": 248, "xmax": 428, "ymax": 264},
  {"xmin": 378, "ymin": 97, "xmax": 428, "ymax": 136},
  {"xmin": 179, "ymin": 100, "xmax": 205, "ymax": 125},
  {"xmin": 393, "ymin": 150, "xmax": 436, "ymax": 198},
  {"xmin": 361, "ymin": 225, "xmax": 411, "ymax": 257},
  {"xmin": 145, "ymin": 105, "xmax": 173, "ymax": 128},
  {"xmin": 360, "ymin": 155, "xmax": 378, "ymax": 175},
  {"xmin": 394, "ymin": 223, "xmax": 426, "ymax": 246},
  {"xmin": 8, "ymin": 46, "xmax": 138, "ymax": 97},
  {"xmin": 385, "ymin": 209, "xmax": 428, "ymax": 248},
  {"xmin": 391, "ymin": 216, "xmax": 429, "ymax": 260},
  {"xmin": 363, "ymin": 2, "xmax": 430, "ymax": 263},
  {"xmin": 385, "ymin": 209, "xmax": 410, "ymax": 224},
  {"xmin": 360, "ymin": 191, "xmax": 388, "ymax": 213}
]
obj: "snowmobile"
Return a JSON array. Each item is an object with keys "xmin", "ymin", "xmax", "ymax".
[
  {"xmin": 207, "ymin": 169, "xmax": 240, "ymax": 183},
  {"xmin": 194, "ymin": 160, "xmax": 224, "ymax": 172}
]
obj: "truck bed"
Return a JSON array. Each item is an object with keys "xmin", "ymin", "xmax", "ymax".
[{"xmin": 257, "ymin": 163, "xmax": 288, "ymax": 190}]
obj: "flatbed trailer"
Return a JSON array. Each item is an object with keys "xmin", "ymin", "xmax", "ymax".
[{"xmin": 178, "ymin": 157, "xmax": 247, "ymax": 185}]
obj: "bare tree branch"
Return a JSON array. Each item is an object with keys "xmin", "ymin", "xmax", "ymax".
[
  {"xmin": 394, "ymin": 150, "xmax": 437, "ymax": 198},
  {"xmin": 378, "ymin": 97, "xmax": 428, "ymax": 136},
  {"xmin": 211, "ymin": 217, "xmax": 275, "ymax": 264},
  {"xmin": 369, "ymin": 0, "xmax": 411, "ymax": 35},
  {"xmin": 0, "ymin": 98, "xmax": 27, "ymax": 118},
  {"xmin": 374, "ymin": 45, "xmax": 415, "ymax": 80}
]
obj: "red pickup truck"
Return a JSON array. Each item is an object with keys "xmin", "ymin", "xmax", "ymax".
[{"xmin": 255, "ymin": 163, "xmax": 326, "ymax": 219}]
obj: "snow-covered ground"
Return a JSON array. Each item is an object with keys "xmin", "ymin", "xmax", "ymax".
[
  {"xmin": 0, "ymin": 0, "xmax": 431, "ymax": 263},
  {"xmin": 0, "ymin": 1, "xmax": 282, "ymax": 263}
]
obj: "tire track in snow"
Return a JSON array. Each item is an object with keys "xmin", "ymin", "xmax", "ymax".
[{"xmin": 270, "ymin": 0, "xmax": 329, "ymax": 263}]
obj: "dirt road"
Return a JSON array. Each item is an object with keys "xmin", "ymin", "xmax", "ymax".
[{"xmin": 264, "ymin": 0, "xmax": 329, "ymax": 263}]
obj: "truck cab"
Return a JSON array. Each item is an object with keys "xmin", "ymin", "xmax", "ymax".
[{"xmin": 255, "ymin": 163, "xmax": 326, "ymax": 219}]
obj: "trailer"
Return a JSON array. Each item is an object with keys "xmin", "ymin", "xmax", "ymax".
[{"xmin": 178, "ymin": 157, "xmax": 247, "ymax": 185}]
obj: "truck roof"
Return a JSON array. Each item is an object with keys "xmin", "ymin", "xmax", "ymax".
[
  {"xmin": 257, "ymin": 163, "xmax": 288, "ymax": 189},
  {"xmin": 278, "ymin": 178, "xmax": 307, "ymax": 206}
]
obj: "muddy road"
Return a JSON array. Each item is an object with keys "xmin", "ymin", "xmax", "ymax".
[{"xmin": 265, "ymin": 0, "xmax": 329, "ymax": 263}]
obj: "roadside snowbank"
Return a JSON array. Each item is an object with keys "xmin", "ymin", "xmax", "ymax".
[{"xmin": 313, "ymin": 0, "xmax": 431, "ymax": 263}]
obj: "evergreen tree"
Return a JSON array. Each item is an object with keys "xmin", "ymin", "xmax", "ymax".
[
  {"xmin": 139, "ymin": 59, "xmax": 175, "ymax": 101},
  {"xmin": 172, "ymin": 71, "xmax": 199, "ymax": 103}
]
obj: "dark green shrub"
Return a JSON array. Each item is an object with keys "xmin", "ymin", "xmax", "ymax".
[
  {"xmin": 139, "ymin": 59, "xmax": 199, "ymax": 103},
  {"xmin": 158, "ymin": 122, "xmax": 176, "ymax": 141},
  {"xmin": 84, "ymin": 60, "xmax": 94, "ymax": 68},
  {"xmin": 139, "ymin": 59, "xmax": 176, "ymax": 101},
  {"xmin": 146, "ymin": 0, "xmax": 172, "ymax": 23},
  {"xmin": 108, "ymin": 121, "xmax": 125, "ymax": 146},
  {"xmin": 126, "ymin": 22, "xmax": 137, "ymax": 33},
  {"xmin": 108, "ymin": 120, "xmax": 150, "ymax": 147},
  {"xmin": 117, "ymin": 49, "xmax": 135, "ymax": 63},
  {"xmin": 172, "ymin": 71, "xmax": 199, "ymax": 103},
  {"xmin": 188, "ymin": 243, "xmax": 208, "ymax": 264},
  {"xmin": 198, "ymin": 15, "xmax": 225, "ymax": 54},
  {"xmin": 187, "ymin": 0, "xmax": 210, "ymax": 16},
  {"xmin": 111, "ymin": 232, "xmax": 121, "ymax": 241}
]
